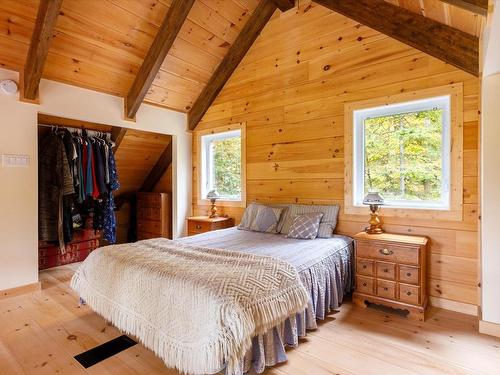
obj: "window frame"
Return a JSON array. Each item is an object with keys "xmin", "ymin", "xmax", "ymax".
[
  {"xmin": 344, "ymin": 84, "xmax": 463, "ymax": 221},
  {"xmin": 196, "ymin": 123, "xmax": 246, "ymax": 208}
]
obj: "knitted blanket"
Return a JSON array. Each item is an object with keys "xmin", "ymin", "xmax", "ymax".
[{"xmin": 70, "ymin": 238, "xmax": 309, "ymax": 375}]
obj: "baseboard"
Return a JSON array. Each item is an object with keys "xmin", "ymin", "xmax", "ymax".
[
  {"xmin": 429, "ymin": 296, "xmax": 478, "ymax": 316},
  {"xmin": 479, "ymin": 320, "xmax": 500, "ymax": 338},
  {"xmin": 0, "ymin": 282, "xmax": 41, "ymax": 300}
]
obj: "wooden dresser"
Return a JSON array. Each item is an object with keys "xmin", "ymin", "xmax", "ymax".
[
  {"xmin": 136, "ymin": 192, "xmax": 171, "ymax": 240},
  {"xmin": 353, "ymin": 232, "xmax": 428, "ymax": 321},
  {"xmin": 187, "ymin": 216, "xmax": 234, "ymax": 236}
]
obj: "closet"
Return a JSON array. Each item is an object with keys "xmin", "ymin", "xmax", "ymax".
[{"xmin": 37, "ymin": 114, "xmax": 173, "ymax": 270}]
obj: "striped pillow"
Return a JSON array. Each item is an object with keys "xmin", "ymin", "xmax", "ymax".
[{"xmin": 280, "ymin": 204, "xmax": 340, "ymax": 238}]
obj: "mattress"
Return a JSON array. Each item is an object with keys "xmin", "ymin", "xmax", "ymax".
[
  {"xmin": 178, "ymin": 227, "xmax": 353, "ymax": 273},
  {"xmin": 177, "ymin": 227, "xmax": 354, "ymax": 374}
]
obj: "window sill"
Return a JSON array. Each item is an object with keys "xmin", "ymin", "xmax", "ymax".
[
  {"xmin": 344, "ymin": 204, "xmax": 463, "ymax": 221},
  {"xmin": 197, "ymin": 198, "xmax": 246, "ymax": 208}
]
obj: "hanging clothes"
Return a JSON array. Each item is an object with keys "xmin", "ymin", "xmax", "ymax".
[
  {"xmin": 85, "ymin": 138, "xmax": 94, "ymax": 198},
  {"xmin": 103, "ymin": 144, "xmax": 120, "ymax": 244},
  {"xmin": 38, "ymin": 132, "xmax": 74, "ymax": 252}
]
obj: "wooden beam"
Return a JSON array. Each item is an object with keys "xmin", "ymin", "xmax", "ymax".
[
  {"xmin": 111, "ymin": 127, "xmax": 127, "ymax": 154},
  {"xmin": 314, "ymin": 0, "xmax": 479, "ymax": 77},
  {"xmin": 140, "ymin": 141, "xmax": 173, "ymax": 192},
  {"xmin": 21, "ymin": 0, "xmax": 62, "ymax": 101},
  {"xmin": 272, "ymin": 0, "xmax": 295, "ymax": 12},
  {"xmin": 125, "ymin": 0, "xmax": 195, "ymax": 120},
  {"xmin": 439, "ymin": 0, "xmax": 488, "ymax": 16},
  {"xmin": 188, "ymin": 1, "xmax": 278, "ymax": 130}
]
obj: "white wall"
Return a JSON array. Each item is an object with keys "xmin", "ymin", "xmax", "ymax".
[
  {"xmin": 481, "ymin": 0, "xmax": 500, "ymax": 326},
  {"xmin": 0, "ymin": 68, "xmax": 191, "ymax": 291}
]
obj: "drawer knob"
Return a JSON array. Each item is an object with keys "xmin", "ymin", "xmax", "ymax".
[
  {"xmin": 379, "ymin": 248, "xmax": 393, "ymax": 256},
  {"xmin": 362, "ymin": 265, "xmax": 367, "ymax": 269},
  {"xmin": 406, "ymin": 272, "xmax": 412, "ymax": 277},
  {"xmin": 383, "ymin": 287, "xmax": 388, "ymax": 291},
  {"xmin": 383, "ymin": 268, "xmax": 389, "ymax": 273},
  {"xmin": 195, "ymin": 225, "xmax": 202, "ymax": 229},
  {"xmin": 362, "ymin": 283, "xmax": 367, "ymax": 287},
  {"xmin": 406, "ymin": 291, "xmax": 412, "ymax": 296}
]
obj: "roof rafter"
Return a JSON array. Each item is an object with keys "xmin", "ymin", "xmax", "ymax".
[
  {"xmin": 125, "ymin": 0, "xmax": 195, "ymax": 120},
  {"xmin": 140, "ymin": 140, "xmax": 173, "ymax": 192},
  {"xmin": 188, "ymin": 0, "xmax": 279, "ymax": 130},
  {"xmin": 21, "ymin": 0, "xmax": 63, "ymax": 102},
  {"xmin": 438, "ymin": 0, "xmax": 488, "ymax": 16},
  {"xmin": 314, "ymin": 0, "xmax": 479, "ymax": 77}
]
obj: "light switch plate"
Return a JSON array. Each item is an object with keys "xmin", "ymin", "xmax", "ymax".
[{"xmin": 1, "ymin": 154, "xmax": 30, "ymax": 167}]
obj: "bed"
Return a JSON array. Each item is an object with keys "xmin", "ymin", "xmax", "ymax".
[
  {"xmin": 179, "ymin": 227, "xmax": 354, "ymax": 374},
  {"xmin": 71, "ymin": 215, "xmax": 353, "ymax": 375}
]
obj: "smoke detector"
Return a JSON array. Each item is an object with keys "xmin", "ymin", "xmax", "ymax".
[{"xmin": 0, "ymin": 79, "xmax": 18, "ymax": 95}]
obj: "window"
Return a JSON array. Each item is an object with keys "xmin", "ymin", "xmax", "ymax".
[
  {"xmin": 197, "ymin": 124, "xmax": 246, "ymax": 205},
  {"xmin": 344, "ymin": 84, "xmax": 463, "ymax": 220},
  {"xmin": 353, "ymin": 96, "xmax": 451, "ymax": 209}
]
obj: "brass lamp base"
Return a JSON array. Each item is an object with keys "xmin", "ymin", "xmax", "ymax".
[
  {"xmin": 209, "ymin": 199, "xmax": 219, "ymax": 218},
  {"xmin": 365, "ymin": 204, "xmax": 384, "ymax": 234}
]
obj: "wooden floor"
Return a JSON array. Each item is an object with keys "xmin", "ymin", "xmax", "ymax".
[{"xmin": 1, "ymin": 265, "xmax": 499, "ymax": 375}]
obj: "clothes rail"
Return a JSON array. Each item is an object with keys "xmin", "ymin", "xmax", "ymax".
[{"xmin": 38, "ymin": 123, "xmax": 111, "ymax": 138}]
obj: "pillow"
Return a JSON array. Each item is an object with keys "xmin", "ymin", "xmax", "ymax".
[
  {"xmin": 238, "ymin": 203, "xmax": 285, "ymax": 233},
  {"xmin": 280, "ymin": 204, "xmax": 340, "ymax": 238},
  {"xmin": 286, "ymin": 212, "xmax": 324, "ymax": 240}
]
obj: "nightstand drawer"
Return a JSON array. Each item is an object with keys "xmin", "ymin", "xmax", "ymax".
[
  {"xmin": 357, "ymin": 242, "xmax": 420, "ymax": 265},
  {"xmin": 376, "ymin": 261, "xmax": 396, "ymax": 280},
  {"xmin": 377, "ymin": 279, "xmax": 396, "ymax": 299},
  {"xmin": 399, "ymin": 265, "xmax": 419, "ymax": 285},
  {"xmin": 188, "ymin": 220, "xmax": 212, "ymax": 233},
  {"xmin": 356, "ymin": 276, "xmax": 375, "ymax": 295},
  {"xmin": 399, "ymin": 284, "xmax": 420, "ymax": 305},
  {"xmin": 357, "ymin": 258, "xmax": 374, "ymax": 276}
]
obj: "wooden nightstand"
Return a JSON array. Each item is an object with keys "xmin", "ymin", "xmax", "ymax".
[
  {"xmin": 187, "ymin": 216, "xmax": 235, "ymax": 236},
  {"xmin": 353, "ymin": 232, "xmax": 428, "ymax": 321}
]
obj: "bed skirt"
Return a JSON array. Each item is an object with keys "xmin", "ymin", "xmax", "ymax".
[{"xmin": 228, "ymin": 243, "xmax": 354, "ymax": 375}]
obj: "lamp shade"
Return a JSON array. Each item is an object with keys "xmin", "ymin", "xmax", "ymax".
[
  {"xmin": 363, "ymin": 191, "xmax": 384, "ymax": 205},
  {"xmin": 206, "ymin": 190, "xmax": 220, "ymax": 200}
]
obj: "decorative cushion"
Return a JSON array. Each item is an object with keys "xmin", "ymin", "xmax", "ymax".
[
  {"xmin": 286, "ymin": 212, "xmax": 324, "ymax": 240},
  {"xmin": 280, "ymin": 204, "xmax": 340, "ymax": 238},
  {"xmin": 238, "ymin": 203, "xmax": 285, "ymax": 233}
]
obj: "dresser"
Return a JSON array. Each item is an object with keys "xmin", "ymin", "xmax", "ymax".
[
  {"xmin": 187, "ymin": 216, "xmax": 234, "ymax": 236},
  {"xmin": 353, "ymin": 232, "xmax": 428, "ymax": 321},
  {"xmin": 38, "ymin": 229, "xmax": 100, "ymax": 270},
  {"xmin": 136, "ymin": 192, "xmax": 171, "ymax": 240}
]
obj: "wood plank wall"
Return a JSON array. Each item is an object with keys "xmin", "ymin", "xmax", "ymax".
[{"xmin": 192, "ymin": 2, "xmax": 480, "ymax": 309}]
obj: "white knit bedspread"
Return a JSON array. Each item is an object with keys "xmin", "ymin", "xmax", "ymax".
[{"xmin": 70, "ymin": 238, "xmax": 309, "ymax": 375}]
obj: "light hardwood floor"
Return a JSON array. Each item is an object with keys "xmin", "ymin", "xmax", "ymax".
[{"xmin": 1, "ymin": 264, "xmax": 499, "ymax": 375}]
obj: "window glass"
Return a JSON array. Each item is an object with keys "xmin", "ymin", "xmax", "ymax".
[
  {"xmin": 201, "ymin": 130, "xmax": 242, "ymax": 200},
  {"xmin": 353, "ymin": 96, "xmax": 450, "ymax": 209}
]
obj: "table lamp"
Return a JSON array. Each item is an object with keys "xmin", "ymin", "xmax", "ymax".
[
  {"xmin": 207, "ymin": 190, "xmax": 220, "ymax": 218},
  {"xmin": 363, "ymin": 191, "xmax": 384, "ymax": 234}
]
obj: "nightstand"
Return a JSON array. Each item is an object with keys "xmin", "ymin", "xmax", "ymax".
[
  {"xmin": 353, "ymin": 232, "xmax": 428, "ymax": 321},
  {"xmin": 187, "ymin": 216, "xmax": 235, "ymax": 236}
]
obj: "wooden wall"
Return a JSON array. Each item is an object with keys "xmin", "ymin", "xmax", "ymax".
[{"xmin": 192, "ymin": 2, "xmax": 480, "ymax": 310}]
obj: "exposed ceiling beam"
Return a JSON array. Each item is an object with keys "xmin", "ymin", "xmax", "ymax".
[
  {"xmin": 140, "ymin": 140, "xmax": 173, "ymax": 192},
  {"xmin": 314, "ymin": 0, "xmax": 479, "ymax": 77},
  {"xmin": 271, "ymin": 0, "xmax": 295, "ymax": 11},
  {"xmin": 111, "ymin": 127, "xmax": 127, "ymax": 154},
  {"xmin": 21, "ymin": 0, "xmax": 63, "ymax": 102},
  {"xmin": 438, "ymin": 0, "xmax": 488, "ymax": 16},
  {"xmin": 125, "ymin": 0, "xmax": 195, "ymax": 120},
  {"xmin": 188, "ymin": 0, "xmax": 278, "ymax": 130}
]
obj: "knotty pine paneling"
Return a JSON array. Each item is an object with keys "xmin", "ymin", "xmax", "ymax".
[{"xmin": 192, "ymin": 2, "xmax": 480, "ymax": 308}]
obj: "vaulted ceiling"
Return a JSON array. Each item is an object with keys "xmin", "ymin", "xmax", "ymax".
[{"xmin": 0, "ymin": 0, "xmax": 486, "ymax": 127}]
